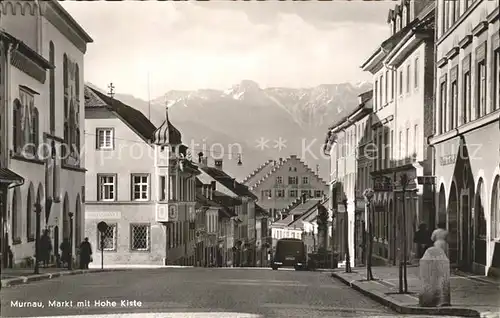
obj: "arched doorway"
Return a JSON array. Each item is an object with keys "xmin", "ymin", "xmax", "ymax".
[
  {"xmin": 26, "ymin": 183, "xmax": 34, "ymax": 241},
  {"xmin": 448, "ymin": 182, "xmax": 458, "ymax": 265},
  {"xmin": 474, "ymin": 179, "xmax": 486, "ymax": 266},
  {"xmin": 62, "ymin": 193, "xmax": 69, "ymax": 240}
]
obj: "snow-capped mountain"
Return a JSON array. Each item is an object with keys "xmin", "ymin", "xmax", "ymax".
[{"xmin": 90, "ymin": 80, "xmax": 371, "ymax": 180}]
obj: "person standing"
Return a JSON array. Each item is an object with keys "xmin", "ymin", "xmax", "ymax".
[
  {"xmin": 40, "ymin": 230, "xmax": 53, "ymax": 268},
  {"xmin": 60, "ymin": 238, "xmax": 71, "ymax": 269},
  {"xmin": 414, "ymin": 223, "xmax": 432, "ymax": 259},
  {"xmin": 79, "ymin": 237, "xmax": 92, "ymax": 269}
]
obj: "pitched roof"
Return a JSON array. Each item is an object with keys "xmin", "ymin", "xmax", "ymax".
[
  {"xmin": 84, "ymin": 85, "xmax": 157, "ymax": 143},
  {"xmin": 288, "ymin": 198, "xmax": 329, "ymax": 228},
  {"xmin": 200, "ymin": 166, "xmax": 257, "ymax": 200}
]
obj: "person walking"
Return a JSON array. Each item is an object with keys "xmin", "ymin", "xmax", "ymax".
[{"xmin": 79, "ymin": 237, "xmax": 92, "ymax": 269}]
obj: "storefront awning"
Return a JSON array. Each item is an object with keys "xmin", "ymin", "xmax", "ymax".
[{"xmin": 0, "ymin": 168, "xmax": 24, "ymax": 185}]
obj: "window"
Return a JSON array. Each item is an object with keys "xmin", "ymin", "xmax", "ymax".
[
  {"xmin": 380, "ymin": 75, "xmax": 384, "ymax": 106},
  {"xmin": 450, "ymin": 80, "xmax": 458, "ymax": 129},
  {"xmin": 405, "ymin": 128, "xmax": 409, "ymax": 159},
  {"xmin": 26, "ymin": 188, "xmax": 34, "ymax": 241},
  {"xmin": 130, "ymin": 224, "xmax": 150, "ymax": 251},
  {"xmin": 97, "ymin": 128, "xmax": 113, "ymax": 149},
  {"xmin": 454, "ymin": 0, "xmax": 460, "ymax": 23},
  {"xmin": 399, "ymin": 131, "xmax": 403, "ymax": 160},
  {"xmin": 374, "ymin": 80, "xmax": 378, "ymax": 111},
  {"xmin": 131, "ymin": 174, "xmax": 149, "ymax": 201},
  {"xmin": 378, "ymin": 133, "xmax": 383, "ymax": 170},
  {"xmin": 439, "ymin": 79, "xmax": 447, "ymax": 133},
  {"xmin": 385, "ymin": 70, "xmax": 389, "ymax": 104},
  {"xmin": 288, "ymin": 176, "xmax": 298, "ymax": 185},
  {"xmin": 414, "ymin": 58, "xmax": 419, "ymax": 88},
  {"xmin": 302, "ymin": 176, "xmax": 309, "ymax": 184},
  {"xmin": 49, "ymin": 42, "xmax": 55, "ymax": 133},
  {"xmin": 413, "ymin": 125, "xmax": 419, "ymax": 160},
  {"xmin": 98, "ymin": 223, "xmax": 117, "ymax": 251},
  {"xmin": 98, "ymin": 174, "xmax": 116, "ymax": 201},
  {"xmin": 160, "ymin": 176, "xmax": 167, "ymax": 201},
  {"xmin": 477, "ymin": 60, "xmax": 486, "ymax": 118},
  {"xmin": 390, "ymin": 130, "xmax": 394, "ymax": 168},
  {"xmin": 494, "ymin": 49, "xmax": 500, "ymax": 111},
  {"xmin": 275, "ymin": 176, "xmax": 283, "ymax": 184},
  {"xmin": 275, "ymin": 189, "xmax": 285, "ymax": 197},
  {"xmin": 289, "ymin": 190, "xmax": 298, "ymax": 198},
  {"xmin": 384, "ymin": 131, "xmax": 389, "ymax": 168},
  {"xmin": 406, "ymin": 64, "xmax": 411, "ymax": 93},
  {"xmin": 399, "ymin": 71, "xmax": 403, "ymax": 95},
  {"xmin": 314, "ymin": 190, "xmax": 323, "ymax": 198},
  {"xmin": 301, "ymin": 190, "xmax": 311, "ymax": 198},
  {"xmin": 14, "ymin": 89, "xmax": 39, "ymax": 156},
  {"xmin": 463, "ymin": 71, "xmax": 471, "ymax": 124}
]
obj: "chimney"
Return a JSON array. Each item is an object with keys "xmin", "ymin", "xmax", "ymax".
[{"xmin": 214, "ymin": 159, "xmax": 223, "ymax": 170}]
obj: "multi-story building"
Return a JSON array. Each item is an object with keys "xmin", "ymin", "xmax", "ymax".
[
  {"xmin": 0, "ymin": 0, "xmax": 92, "ymax": 266},
  {"xmin": 197, "ymin": 156, "xmax": 258, "ymax": 266},
  {"xmin": 360, "ymin": 0, "xmax": 436, "ymax": 265},
  {"xmin": 325, "ymin": 90, "xmax": 373, "ymax": 268},
  {"xmin": 84, "ymin": 86, "xmax": 200, "ymax": 266},
  {"xmin": 244, "ymin": 155, "xmax": 328, "ymax": 220},
  {"xmin": 430, "ymin": 0, "xmax": 499, "ymax": 276}
]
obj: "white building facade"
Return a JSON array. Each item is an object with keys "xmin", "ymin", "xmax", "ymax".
[{"xmin": 1, "ymin": 0, "xmax": 92, "ymax": 266}]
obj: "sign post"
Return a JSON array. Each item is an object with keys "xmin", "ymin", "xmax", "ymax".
[{"xmin": 97, "ymin": 221, "xmax": 108, "ymax": 269}]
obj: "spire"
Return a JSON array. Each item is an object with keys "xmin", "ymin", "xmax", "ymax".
[{"xmin": 151, "ymin": 95, "xmax": 182, "ymax": 145}]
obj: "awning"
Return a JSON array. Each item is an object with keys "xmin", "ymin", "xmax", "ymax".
[{"xmin": 0, "ymin": 168, "xmax": 24, "ymax": 185}]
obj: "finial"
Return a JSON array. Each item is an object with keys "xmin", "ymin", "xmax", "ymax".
[
  {"xmin": 107, "ymin": 82, "xmax": 115, "ymax": 98},
  {"xmin": 164, "ymin": 94, "xmax": 170, "ymax": 120}
]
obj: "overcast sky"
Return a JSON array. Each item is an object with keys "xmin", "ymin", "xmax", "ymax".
[{"xmin": 61, "ymin": 1, "xmax": 395, "ymax": 100}]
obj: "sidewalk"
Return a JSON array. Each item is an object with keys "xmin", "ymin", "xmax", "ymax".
[
  {"xmin": 1, "ymin": 267, "xmax": 125, "ymax": 288},
  {"xmin": 331, "ymin": 265, "xmax": 500, "ymax": 318}
]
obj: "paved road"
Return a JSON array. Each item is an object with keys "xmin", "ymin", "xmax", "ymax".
[{"xmin": 1, "ymin": 268, "xmax": 458, "ymax": 317}]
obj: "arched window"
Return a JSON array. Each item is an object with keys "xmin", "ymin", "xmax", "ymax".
[
  {"xmin": 12, "ymin": 100, "xmax": 22, "ymax": 153},
  {"xmin": 491, "ymin": 176, "xmax": 500, "ymax": 241},
  {"xmin": 49, "ymin": 41, "xmax": 55, "ymax": 133},
  {"xmin": 26, "ymin": 186, "xmax": 33, "ymax": 241},
  {"xmin": 31, "ymin": 107, "xmax": 39, "ymax": 154}
]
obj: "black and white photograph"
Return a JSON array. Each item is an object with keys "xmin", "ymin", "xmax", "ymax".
[{"xmin": 0, "ymin": 0, "xmax": 499, "ymax": 317}]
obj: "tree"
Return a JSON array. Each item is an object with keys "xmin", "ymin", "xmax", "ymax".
[{"xmin": 363, "ymin": 188, "xmax": 375, "ymax": 280}]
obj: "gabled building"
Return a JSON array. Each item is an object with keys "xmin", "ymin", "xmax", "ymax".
[
  {"xmin": 84, "ymin": 86, "xmax": 200, "ymax": 266},
  {"xmin": 1, "ymin": 0, "xmax": 93, "ymax": 267},
  {"xmin": 244, "ymin": 155, "xmax": 328, "ymax": 220},
  {"xmin": 197, "ymin": 155, "xmax": 258, "ymax": 266}
]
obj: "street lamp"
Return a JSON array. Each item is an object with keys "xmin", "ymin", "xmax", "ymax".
[
  {"xmin": 34, "ymin": 202, "xmax": 42, "ymax": 274},
  {"xmin": 68, "ymin": 212, "xmax": 74, "ymax": 270},
  {"xmin": 399, "ymin": 173, "xmax": 409, "ymax": 293},
  {"xmin": 363, "ymin": 188, "xmax": 374, "ymax": 281},
  {"xmin": 342, "ymin": 198, "xmax": 351, "ymax": 273}
]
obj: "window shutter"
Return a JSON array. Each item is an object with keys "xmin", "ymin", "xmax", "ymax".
[{"xmin": 95, "ymin": 128, "xmax": 99, "ymax": 149}]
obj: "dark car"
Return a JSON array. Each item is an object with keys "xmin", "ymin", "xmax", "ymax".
[{"xmin": 271, "ymin": 238, "xmax": 306, "ymax": 271}]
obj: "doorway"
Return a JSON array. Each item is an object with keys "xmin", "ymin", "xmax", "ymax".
[
  {"xmin": 460, "ymin": 190, "xmax": 472, "ymax": 270},
  {"xmin": 448, "ymin": 182, "xmax": 459, "ymax": 266}
]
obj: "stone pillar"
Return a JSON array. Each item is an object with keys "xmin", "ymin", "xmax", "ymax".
[{"xmin": 419, "ymin": 246, "xmax": 451, "ymax": 307}]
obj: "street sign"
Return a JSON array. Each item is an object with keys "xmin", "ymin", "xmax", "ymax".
[
  {"xmin": 97, "ymin": 221, "xmax": 108, "ymax": 232},
  {"xmin": 417, "ymin": 176, "xmax": 436, "ymax": 185}
]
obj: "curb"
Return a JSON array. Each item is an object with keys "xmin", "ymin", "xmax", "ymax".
[
  {"xmin": 331, "ymin": 272, "xmax": 483, "ymax": 317},
  {"xmin": 1, "ymin": 268, "xmax": 126, "ymax": 288}
]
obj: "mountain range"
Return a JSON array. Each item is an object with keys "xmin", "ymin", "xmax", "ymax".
[{"xmin": 86, "ymin": 80, "xmax": 371, "ymax": 181}]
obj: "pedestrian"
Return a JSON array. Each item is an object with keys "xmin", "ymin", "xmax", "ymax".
[
  {"xmin": 40, "ymin": 229, "xmax": 52, "ymax": 268},
  {"xmin": 60, "ymin": 238, "xmax": 71, "ymax": 269},
  {"xmin": 431, "ymin": 222, "xmax": 449, "ymax": 257},
  {"xmin": 7, "ymin": 245, "xmax": 13, "ymax": 268},
  {"xmin": 414, "ymin": 223, "xmax": 432, "ymax": 258},
  {"xmin": 79, "ymin": 237, "xmax": 92, "ymax": 269}
]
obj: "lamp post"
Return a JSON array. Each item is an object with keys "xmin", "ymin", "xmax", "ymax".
[
  {"xmin": 68, "ymin": 212, "xmax": 74, "ymax": 270},
  {"xmin": 363, "ymin": 188, "xmax": 374, "ymax": 280},
  {"xmin": 34, "ymin": 202, "xmax": 42, "ymax": 274},
  {"xmin": 399, "ymin": 173, "xmax": 409, "ymax": 293},
  {"xmin": 342, "ymin": 198, "xmax": 351, "ymax": 273}
]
